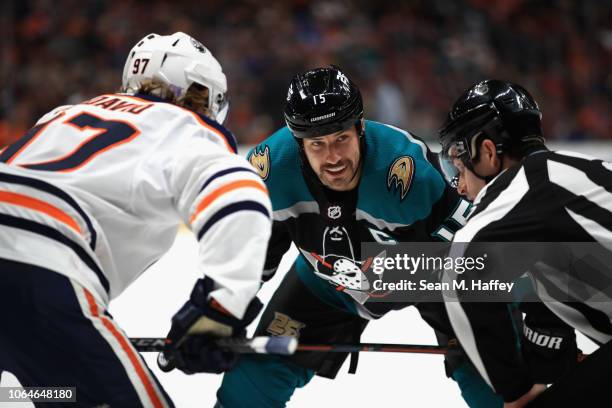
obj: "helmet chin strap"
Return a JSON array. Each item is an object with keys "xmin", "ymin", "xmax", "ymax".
[
  {"xmin": 346, "ymin": 146, "xmax": 364, "ymax": 187},
  {"xmin": 465, "ymin": 144, "xmax": 503, "ymax": 184},
  {"xmin": 466, "ymin": 157, "xmax": 502, "ymax": 184},
  {"xmin": 351, "ymin": 122, "xmax": 366, "ymax": 184},
  {"xmin": 340, "ymin": 122, "xmax": 366, "ymax": 187},
  {"xmin": 465, "ymin": 132, "xmax": 505, "ymax": 184}
]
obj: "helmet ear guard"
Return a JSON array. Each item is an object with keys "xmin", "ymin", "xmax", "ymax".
[
  {"xmin": 440, "ymin": 103, "xmax": 504, "ymax": 157},
  {"xmin": 439, "ymin": 105, "xmax": 509, "ymax": 185}
]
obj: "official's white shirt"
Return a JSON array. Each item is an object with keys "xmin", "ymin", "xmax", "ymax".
[{"xmin": 0, "ymin": 93, "xmax": 271, "ymax": 318}]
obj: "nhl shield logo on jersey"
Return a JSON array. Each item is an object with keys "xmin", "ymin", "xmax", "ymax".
[
  {"xmin": 387, "ymin": 156, "xmax": 414, "ymax": 201},
  {"xmin": 248, "ymin": 145, "xmax": 270, "ymax": 181},
  {"xmin": 327, "ymin": 205, "xmax": 342, "ymax": 219}
]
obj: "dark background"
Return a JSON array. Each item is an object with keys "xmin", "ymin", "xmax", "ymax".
[{"xmin": 1, "ymin": 0, "xmax": 609, "ymax": 145}]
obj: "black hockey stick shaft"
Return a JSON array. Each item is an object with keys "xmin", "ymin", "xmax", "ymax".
[{"xmin": 297, "ymin": 342, "xmax": 450, "ymax": 355}]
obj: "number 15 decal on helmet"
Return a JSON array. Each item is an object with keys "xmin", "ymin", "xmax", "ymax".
[{"xmin": 284, "ymin": 66, "xmax": 364, "ymax": 139}]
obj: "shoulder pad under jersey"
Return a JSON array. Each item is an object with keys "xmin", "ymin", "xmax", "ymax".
[
  {"xmin": 247, "ymin": 127, "xmax": 313, "ymax": 214},
  {"xmin": 357, "ymin": 121, "xmax": 447, "ymax": 227}
]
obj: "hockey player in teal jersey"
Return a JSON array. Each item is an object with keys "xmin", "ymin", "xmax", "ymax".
[{"xmin": 216, "ymin": 67, "xmax": 501, "ymax": 407}]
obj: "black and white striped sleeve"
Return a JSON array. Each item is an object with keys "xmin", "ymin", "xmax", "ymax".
[{"xmin": 444, "ymin": 166, "xmax": 537, "ymax": 402}]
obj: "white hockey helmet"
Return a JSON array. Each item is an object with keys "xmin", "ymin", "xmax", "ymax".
[{"xmin": 122, "ymin": 32, "xmax": 229, "ymax": 123}]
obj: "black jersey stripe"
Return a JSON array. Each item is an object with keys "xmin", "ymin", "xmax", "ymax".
[
  {"xmin": 469, "ymin": 165, "xmax": 523, "ymax": 220},
  {"xmin": 563, "ymin": 194, "xmax": 612, "ymax": 233},
  {"xmin": 196, "ymin": 200, "xmax": 270, "ymax": 241},
  {"xmin": 199, "ymin": 167, "xmax": 258, "ymax": 194},
  {"xmin": 548, "ymin": 153, "xmax": 612, "ymax": 194},
  {"xmin": 536, "ymin": 273, "xmax": 612, "ymax": 336},
  {"xmin": 545, "ymin": 159, "xmax": 612, "ymax": 230}
]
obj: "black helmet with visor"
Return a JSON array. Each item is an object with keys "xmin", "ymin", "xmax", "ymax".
[{"xmin": 439, "ymin": 80, "xmax": 544, "ymax": 186}]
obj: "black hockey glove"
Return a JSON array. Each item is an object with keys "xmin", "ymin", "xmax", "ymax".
[
  {"xmin": 158, "ymin": 278, "xmax": 262, "ymax": 374},
  {"xmin": 521, "ymin": 313, "xmax": 578, "ymax": 384}
]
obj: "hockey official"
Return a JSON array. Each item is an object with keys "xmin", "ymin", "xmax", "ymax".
[{"xmin": 439, "ymin": 80, "xmax": 612, "ymax": 407}]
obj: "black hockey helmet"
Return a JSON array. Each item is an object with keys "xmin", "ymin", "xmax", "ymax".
[
  {"xmin": 438, "ymin": 80, "xmax": 545, "ymax": 184},
  {"xmin": 284, "ymin": 66, "xmax": 364, "ymax": 139}
]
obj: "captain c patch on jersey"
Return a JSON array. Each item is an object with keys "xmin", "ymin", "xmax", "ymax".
[
  {"xmin": 248, "ymin": 145, "xmax": 270, "ymax": 181},
  {"xmin": 387, "ymin": 156, "xmax": 414, "ymax": 201}
]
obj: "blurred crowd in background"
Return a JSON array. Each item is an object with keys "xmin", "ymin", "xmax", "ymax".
[{"xmin": 1, "ymin": 0, "xmax": 610, "ymax": 146}]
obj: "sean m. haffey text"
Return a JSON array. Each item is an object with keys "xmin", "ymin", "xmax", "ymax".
[{"xmin": 369, "ymin": 253, "xmax": 515, "ymax": 294}]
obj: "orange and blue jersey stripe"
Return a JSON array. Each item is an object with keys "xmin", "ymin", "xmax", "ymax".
[
  {"xmin": 190, "ymin": 176, "xmax": 270, "ymax": 241},
  {"xmin": 0, "ymin": 171, "xmax": 108, "ymax": 293}
]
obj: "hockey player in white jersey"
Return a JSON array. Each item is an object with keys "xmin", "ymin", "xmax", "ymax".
[{"xmin": 0, "ymin": 32, "xmax": 272, "ymax": 407}]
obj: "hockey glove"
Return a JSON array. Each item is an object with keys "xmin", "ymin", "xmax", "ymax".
[
  {"xmin": 521, "ymin": 315, "xmax": 578, "ymax": 384},
  {"xmin": 159, "ymin": 278, "xmax": 263, "ymax": 374}
]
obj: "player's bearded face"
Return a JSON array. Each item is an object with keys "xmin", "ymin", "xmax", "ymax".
[{"xmin": 303, "ymin": 127, "xmax": 361, "ymax": 191}]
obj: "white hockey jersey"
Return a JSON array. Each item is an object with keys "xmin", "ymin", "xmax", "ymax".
[{"xmin": 0, "ymin": 93, "xmax": 272, "ymax": 317}]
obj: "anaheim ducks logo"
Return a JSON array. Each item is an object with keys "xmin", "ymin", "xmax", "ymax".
[
  {"xmin": 387, "ymin": 156, "xmax": 414, "ymax": 201},
  {"xmin": 249, "ymin": 145, "xmax": 270, "ymax": 181}
]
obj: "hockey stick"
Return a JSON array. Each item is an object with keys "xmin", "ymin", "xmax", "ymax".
[
  {"xmin": 131, "ymin": 336, "xmax": 454, "ymax": 355},
  {"xmin": 296, "ymin": 342, "xmax": 451, "ymax": 355},
  {"xmin": 131, "ymin": 336, "xmax": 298, "ymax": 355},
  {"xmin": 132, "ymin": 336, "xmax": 299, "ymax": 372}
]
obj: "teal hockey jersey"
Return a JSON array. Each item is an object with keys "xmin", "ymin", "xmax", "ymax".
[{"xmin": 248, "ymin": 120, "xmax": 470, "ymax": 318}]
